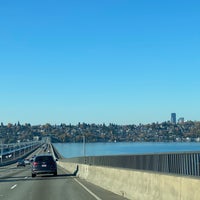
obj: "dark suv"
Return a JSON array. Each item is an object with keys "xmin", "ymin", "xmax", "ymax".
[
  {"xmin": 17, "ymin": 159, "xmax": 25, "ymax": 167},
  {"xmin": 31, "ymin": 155, "xmax": 57, "ymax": 177}
]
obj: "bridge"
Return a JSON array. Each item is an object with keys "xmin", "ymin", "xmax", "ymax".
[
  {"xmin": 0, "ymin": 141, "xmax": 126, "ymax": 200},
  {"xmin": 1, "ymin": 141, "xmax": 200, "ymax": 200},
  {"xmin": 0, "ymin": 140, "xmax": 42, "ymax": 166}
]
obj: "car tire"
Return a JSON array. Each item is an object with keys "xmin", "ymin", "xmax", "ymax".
[
  {"xmin": 54, "ymin": 171, "xmax": 57, "ymax": 176},
  {"xmin": 32, "ymin": 173, "xmax": 36, "ymax": 178}
]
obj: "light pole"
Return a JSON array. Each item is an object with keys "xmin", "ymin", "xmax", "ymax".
[
  {"xmin": 0, "ymin": 140, "xmax": 3, "ymax": 164},
  {"xmin": 14, "ymin": 144, "xmax": 16, "ymax": 159},
  {"xmin": 83, "ymin": 135, "xmax": 86, "ymax": 164}
]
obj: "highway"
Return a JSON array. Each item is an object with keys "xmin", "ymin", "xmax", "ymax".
[{"xmin": 0, "ymin": 148, "xmax": 127, "ymax": 200}]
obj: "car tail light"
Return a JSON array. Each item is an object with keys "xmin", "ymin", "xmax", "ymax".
[{"xmin": 33, "ymin": 162, "xmax": 38, "ymax": 166}]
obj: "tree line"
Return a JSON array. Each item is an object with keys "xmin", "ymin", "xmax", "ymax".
[{"xmin": 1, "ymin": 121, "xmax": 200, "ymax": 143}]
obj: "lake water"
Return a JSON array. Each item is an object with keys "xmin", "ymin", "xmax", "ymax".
[{"xmin": 53, "ymin": 142, "xmax": 200, "ymax": 158}]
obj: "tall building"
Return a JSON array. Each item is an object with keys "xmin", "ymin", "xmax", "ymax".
[{"xmin": 171, "ymin": 113, "xmax": 176, "ymax": 124}]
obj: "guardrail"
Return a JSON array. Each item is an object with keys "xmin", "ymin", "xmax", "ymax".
[
  {"xmin": 0, "ymin": 141, "xmax": 43, "ymax": 166},
  {"xmin": 51, "ymin": 144, "xmax": 63, "ymax": 160},
  {"xmin": 64, "ymin": 151, "xmax": 200, "ymax": 177}
]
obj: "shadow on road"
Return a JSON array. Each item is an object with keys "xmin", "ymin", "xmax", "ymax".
[
  {"xmin": 0, "ymin": 165, "xmax": 79, "ymax": 183},
  {"xmin": 0, "ymin": 172, "xmax": 77, "ymax": 183}
]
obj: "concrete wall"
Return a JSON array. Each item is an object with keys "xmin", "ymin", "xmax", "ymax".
[{"xmin": 58, "ymin": 160, "xmax": 200, "ymax": 200}]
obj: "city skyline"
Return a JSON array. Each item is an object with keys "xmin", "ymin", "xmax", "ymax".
[{"xmin": 0, "ymin": 1, "xmax": 200, "ymax": 125}]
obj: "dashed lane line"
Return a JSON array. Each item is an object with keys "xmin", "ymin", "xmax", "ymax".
[{"xmin": 10, "ymin": 184, "xmax": 17, "ymax": 190}]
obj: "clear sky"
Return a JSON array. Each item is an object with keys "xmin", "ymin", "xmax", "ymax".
[{"xmin": 0, "ymin": 0, "xmax": 200, "ymax": 125}]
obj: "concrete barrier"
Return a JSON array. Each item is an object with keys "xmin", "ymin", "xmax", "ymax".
[{"xmin": 58, "ymin": 160, "xmax": 200, "ymax": 200}]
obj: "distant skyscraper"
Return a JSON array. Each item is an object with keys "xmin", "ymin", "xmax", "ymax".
[{"xmin": 171, "ymin": 113, "xmax": 176, "ymax": 124}]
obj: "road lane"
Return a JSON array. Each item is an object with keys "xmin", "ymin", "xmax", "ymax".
[{"xmin": 0, "ymin": 163, "xmax": 127, "ymax": 200}]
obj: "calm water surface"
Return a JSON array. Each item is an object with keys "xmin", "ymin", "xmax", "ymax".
[{"xmin": 53, "ymin": 142, "xmax": 200, "ymax": 158}]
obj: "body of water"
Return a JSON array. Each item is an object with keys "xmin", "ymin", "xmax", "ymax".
[{"xmin": 53, "ymin": 142, "xmax": 200, "ymax": 158}]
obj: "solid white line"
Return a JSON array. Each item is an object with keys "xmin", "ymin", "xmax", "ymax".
[
  {"xmin": 11, "ymin": 184, "xmax": 17, "ymax": 190},
  {"xmin": 74, "ymin": 178, "xmax": 102, "ymax": 200}
]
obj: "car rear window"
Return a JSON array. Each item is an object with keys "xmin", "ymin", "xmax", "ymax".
[{"xmin": 35, "ymin": 156, "xmax": 54, "ymax": 162}]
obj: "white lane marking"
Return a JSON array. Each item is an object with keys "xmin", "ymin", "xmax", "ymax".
[
  {"xmin": 74, "ymin": 178, "xmax": 102, "ymax": 200},
  {"xmin": 11, "ymin": 184, "xmax": 17, "ymax": 190}
]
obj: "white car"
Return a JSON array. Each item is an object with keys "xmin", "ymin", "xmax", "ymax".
[{"xmin": 24, "ymin": 159, "xmax": 30, "ymax": 165}]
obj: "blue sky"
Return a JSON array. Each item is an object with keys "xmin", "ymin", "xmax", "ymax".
[{"xmin": 0, "ymin": 0, "xmax": 200, "ymax": 125}]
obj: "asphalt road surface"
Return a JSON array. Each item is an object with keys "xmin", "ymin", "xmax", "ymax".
[{"xmin": 0, "ymin": 149, "xmax": 128, "ymax": 200}]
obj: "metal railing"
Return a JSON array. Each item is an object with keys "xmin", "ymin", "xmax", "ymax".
[
  {"xmin": 0, "ymin": 141, "xmax": 43, "ymax": 166},
  {"xmin": 64, "ymin": 151, "xmax": 200, "ymax": 177}
]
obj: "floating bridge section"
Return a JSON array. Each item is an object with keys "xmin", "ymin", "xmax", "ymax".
[
  {"xmin": 65, "ymin": 151, "xmax": 200, "ymax": 176},
  {"xmin": 0, "ymin": 141, "xmax": 42, "ymax": 166},
  {"xmin": 52, "ymin": 144, "xmax": 200, "ymax": 200}
]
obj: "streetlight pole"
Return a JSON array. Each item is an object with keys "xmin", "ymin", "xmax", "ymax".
[
  {"xmin": 14, "ymin": 144, "xmax": 15, "ymax": 159},
  {"xmin": 83, "ymin": 135, "xmax": 86, "ymax": 164},
  {"xmin": 0, "ymin": 140, "xmax": 3, "ymax": 164}
]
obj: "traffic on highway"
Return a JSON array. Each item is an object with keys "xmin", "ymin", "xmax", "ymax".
[{"xmin": 0, "ymin": 145, "xmax": 127, "ymax": 200}]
